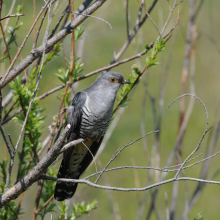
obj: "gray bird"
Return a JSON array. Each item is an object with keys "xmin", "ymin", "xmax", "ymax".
[{"xmin": 54, "ymin": 72, "xmax": 130, "ymax": 201}]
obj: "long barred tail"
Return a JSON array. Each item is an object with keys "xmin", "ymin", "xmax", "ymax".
[
  {"xmin": 54, "ymin": 160, "xmax": 79, "ymax": 201},
  {"xmin": 54, "ymin": 148, "xmax": 79, "ymax": 201}
]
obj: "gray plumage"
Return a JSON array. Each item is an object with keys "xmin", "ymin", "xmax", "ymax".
[{"xmin": 54, "ymin": 72, "xmax": 130, "ymax": 201}]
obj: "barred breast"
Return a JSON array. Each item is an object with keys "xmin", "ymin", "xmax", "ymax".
[{"xmin": 79, "ymin": 101, "xmax": 111, "ymax": 139}]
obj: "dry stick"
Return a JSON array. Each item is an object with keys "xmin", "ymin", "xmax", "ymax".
[
  {"xmin": 170, "ymin": 2, "xmax": 195, "ymax": 219},
  {"xmin": 174, "ymin": 23, "xmax": 197, "ymax": 220},
  {"xmin": 0, "ymin": 124, "xmax": 71, "ymax": 208},
  {"xmin": 0, "ymin": 90, "xmax": 13, "ymax": 159},
  {"xmin": 33, "ymin": 6, "xmax": 48, "ymax": 49},
  {"xmin": 33, "ymin": 0, "xmax": 36, "ymax": 51},
  {"xmin": 166, "ymin": 94, "xmax": 209, "ymax": 179},
  {"xmin": 2, "ymin": 0, "xmax": 51, "ymax": 83},
  {"xmin": 0, "ymin": 22, "xmax": 12, "ymax": 64},
  {"xmin": 41, "ymin": 175, "xmax": 220, "ymax": 193},
  {"xmin": 37, "ymin": 84, "xmax": 65, "ymax": 100},
  {"xmin": 94, "ymin": 130, "xmax": 159, "ymax": 184},
  {"xmin": 0, "ymin": 0, "xmax": 2, "ymax": 18},
  {"xmin": 110, "ymin": 0, "xmax": 158, "ymax": 64},
  {"xmin": 6, "ymin": 204, "xmax": 22, "ymax": 220},
  {"xmin": 0, "ymin": 14, "xmax": 24, "ymax": 21},
  {"xmin": 97, "ymin": 160, "xmax": 121, "ymax": 220},
  {"xmin": 35, "ymin": 195, "xmax": 54, "ymax": 215},
  {"xmin": 48, "ymin": 3, "xmax": 70, "ymax": 39},
  {"xmin": 137, "ymin": 0, "xmax": 162, "ymax": 38},
  {"xmin": 10, "ymin": 30, "xmax": 29, "ymax": 84},
  {"xmin": 160, "ymin": 0, "xmax": 178, "ymax": 37},
  {"xmin": 85, "ymin": 146, "xmax": 220, "ymax": 180},
  {"xmin": 180, "ymin": 122, "xmax": 220, "ymax": 220},
  {"xmin": 0, "ymin": 89, "xmax": 15, "ymax": 192},
  {"xmin": 179, "ymin": 0, "xmax": 195, "ymax": 127},
  {"xmin": 125, "ymin": 0, "xmax": 129, "ymax": 38}
]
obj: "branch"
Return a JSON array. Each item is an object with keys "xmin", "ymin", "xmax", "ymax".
[
  {"xmin": 41, "ymin": 175, "xmax": 220, "ymax": 193},
  {"xmin": 0, "ymin": 124, "xmax": 70, "ymax": 208},
  {"xmin": 1, "ymin": 0, "xmax": 52, "ymax": 83},
  {"xmin": 0, "ymin": 13, "xmax": 24, "ymax": 21},
  {"xmin": 0, "ymin": 0, "xmax": 108, "ymax": 89}
]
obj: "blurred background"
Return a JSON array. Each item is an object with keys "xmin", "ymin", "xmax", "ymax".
[{"xmin": 1, "ymin": 0, "xmax": 220, "ymax": 219}]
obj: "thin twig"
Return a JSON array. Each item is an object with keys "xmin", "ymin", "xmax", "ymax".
[
  {"xmin": 2, "ymin": 0, "xmax": 52, "ymax": 82},
  {"xmin": 137, "ymin": 0, "xmax": 162, "ymax": 38},
  {"xmin": 6, "ymin": 204, "xmax": 22, "ymax": 220},
  {"xmin": 125, "ymin": 0, "xmax": 129, "ymax": 38},
  {"xmin": 0, "ymin": 13, "xmax": 24, "ymax": 21},
  {"xmin": 41, "ymin": 175, "xmax": 220, "ymax": 193},
  {"xmin": 94, "ymin": 130, "xmax": 159, "ymax": 184},
  {"xmin": 0, "ymin": 22, "xmax": 12, "ymax": 64},
  {"xmin": 35, "ymin": 195, "xmax": 54, "ymax": 215}
]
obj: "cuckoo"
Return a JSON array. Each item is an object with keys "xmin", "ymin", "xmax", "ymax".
[{"xmin": 54, "ymin": 72, "xmax": 130, "ymax": 201}]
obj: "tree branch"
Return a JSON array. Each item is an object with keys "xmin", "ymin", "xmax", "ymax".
[
  {"xmin": 0, "ymin": 124, "xmax": 70, "ymax": 208},
  {"xmin": 0, "ymin": 0, "xmax": 108, "ymax": 89}
]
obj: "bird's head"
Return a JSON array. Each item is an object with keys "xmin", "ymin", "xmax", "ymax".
[{"xmin": 98, "ymin": 72, "xmax": 131, "ymax": 91}]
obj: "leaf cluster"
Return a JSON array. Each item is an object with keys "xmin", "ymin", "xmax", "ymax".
[
  {"xmin": 10, "ymin": 71, "xmax": 45, "ymax": 180},
  {"xmin": 58, "ymin": 200, "xmax": 98, "ymax": 220},
  {"xmin": 146, "ymin": 39, "xmax": 165, "ymax": 68},
  {"xmin": 116, "ymin": 64, "xmax": 141, "ymax": 107}
]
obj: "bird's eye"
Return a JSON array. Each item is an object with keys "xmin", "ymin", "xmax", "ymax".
[{"xmin": 110, "ymin": 77, "xmax": 116, "ymax": 83}]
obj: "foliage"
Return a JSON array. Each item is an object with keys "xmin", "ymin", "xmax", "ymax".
[
  {"xmin": 194, "ymin": 213, "xmax": 204, "ymax": 220},
  {"xmin": 146, "ymin": 39, "xmax": 165, "ymax": 68},
  {"xmin": 116, "ymin": 39, "xmax": 165, "ymax": 108},
  {"xmin": 10, "ymin": 70, "xmax": 45, "ymax": 180},
  {"xmin": 39, "ymin": 167, "xmax": 57, "ymax": 218},
  {"xmin": 57, "ymin": 200, "xmax": 98, "ymax": 220}
]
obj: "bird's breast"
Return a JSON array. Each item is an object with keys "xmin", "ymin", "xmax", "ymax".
[{"xmin": 79, "ymin": 100, "xmax": 111, "ymax": 138}]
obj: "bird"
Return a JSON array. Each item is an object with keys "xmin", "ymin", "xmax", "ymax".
[{"xmin": 54, "ymin": 71, "xmax": 131, "ymax": 201}]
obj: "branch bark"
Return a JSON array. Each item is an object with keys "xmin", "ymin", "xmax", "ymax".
[
  {"xmin": 0, "ymin": 124, "xmax": 70, "ymax": 208},
  {"xmin": 0, "ymin": 0, "xmax": 108, "ymax": 89}
]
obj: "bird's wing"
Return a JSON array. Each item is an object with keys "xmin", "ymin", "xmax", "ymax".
[{"xmin": 54, "ymin": 92, "xmax": 87, "ymax": 201}]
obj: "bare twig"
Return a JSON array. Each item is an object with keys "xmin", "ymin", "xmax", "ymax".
[
  {"xmin": 137, "ymin": 0, "xmax": 162, "ymax": 38},
  {"xmin": 109, "ymin": 0, "xmax": 158, "ymax": 64},
  {"xmin": 6, "ymin": 204, "xmax": 22, "ymax": 220},
  {"xmin": 0, "ymin": 13, "xmax": 24, "ymax": 21},
  {"xmin": 0, "ymin": 22, "xmax": 12, "ymax": 64},
  {"xmin": 94, "ymin": 130, "xmax": 159, "ymax": 184},
  {"xmin": 2, "ymin": 0, "xmax": 52, "ymax": 83},
  {"xmin": 41, "ymin": 175, "xmax": 220, "ymax": 193},
  {"xmin": 35, "ymin": 195, "xmax": 54, "ymax": 215},
  {"xmin": 125, "ymin": 0, "xmax": 129, "ymax": 38}
]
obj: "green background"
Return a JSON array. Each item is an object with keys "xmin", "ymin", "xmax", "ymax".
[{"xmin": 1, "ymin": 0, "xmax": 220, "ymax": 219}]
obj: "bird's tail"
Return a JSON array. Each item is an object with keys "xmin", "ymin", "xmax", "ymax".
[
  {"xmin": 54, "ymin": 158, "xmax": 79, "ymax": 201},
  {"xmin": 54, "ymin": 179, "xmax": 78, "ymax": 201}
]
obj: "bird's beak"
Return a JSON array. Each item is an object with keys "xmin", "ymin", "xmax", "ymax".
[{"xmin": 122, "ymin": 79, "xmax": 131, "ymax": 84}]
